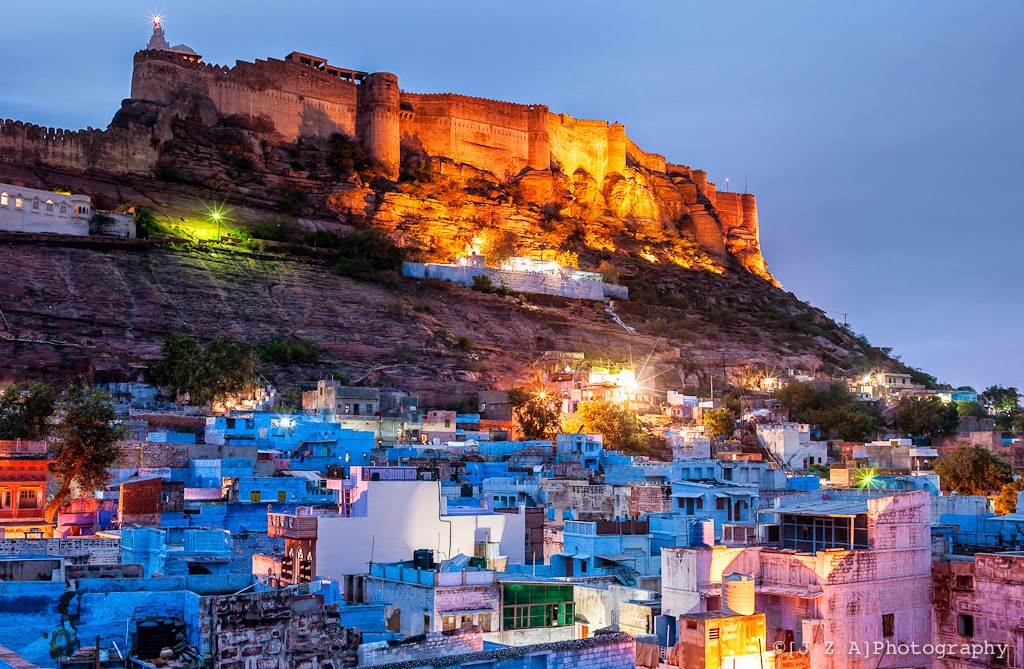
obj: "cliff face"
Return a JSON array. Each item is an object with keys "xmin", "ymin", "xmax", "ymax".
[{"xmin": 3, "ymin": 43, "xmax": 772, "ymax": 282}]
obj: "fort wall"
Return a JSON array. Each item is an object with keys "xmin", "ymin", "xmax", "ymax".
[
  {"xmin": 0, "ymin": 119, "xmax": 157, "ymax": 175},
  {"xmin": 400, "ymin": 93, "xmax": 537, "ymax": 178},
  {"xmin": 132, "ymin": 50, "xmax": 360, "ymax": 141}
]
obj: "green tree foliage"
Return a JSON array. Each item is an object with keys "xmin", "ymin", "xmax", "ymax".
[
  {"xmin": 326, "ymin": 133, "xmax": 373, "ymax": 175},
  {"xmin": 0, "ymin": 383, "xmax": 58, "ymax": 440},
  {"xmin": 259, "ymin": 337, "xmax": 322, "ymax": 365},
  {"xmin": 892, "ymin": 397, "xmax": 960, "ymax": 440},
  {"xmin": 933, "ymin": 444, "xmax": 1013, "ymax": 496},
  {"xmin": 507, "ymin": 388, "xmax": 562, "ymax": 440},
  {"xmin": 995, "ymin": 477, "xmax": 1024, "ymax": 515},
  {"xmin": 703, "ymin": 407, "xmax": 735, "ymax": 439},
  {"xmin": 45, "ymin": 386, "xmax": 126, "ymax": 521},
  {"xmin": 329, "ymin": 229, "xmax": 408, "ymax": 281},
  {"xmin": 134, "ymin": 208, "xmax": 163, "ymax": 238},
  {"xmin": 776, "ymin": 381, "xmax": 880, "ymax": 441},
  {"xmin": 983, "ymin": 385, "xmax": 1021, "ymax": 415},
  {"xmin": 565, "ymin": 400, "xmax": 647, "ymax": 454},
  {"xmin": 152, "ymin": 334, "xmax": 259, "ymax": 406},
  {"xmin": 957, "ymin": 401, "xmax": 989, "ymax": 418}
]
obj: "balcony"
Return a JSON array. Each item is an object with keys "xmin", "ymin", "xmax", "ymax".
[
  {"xmin": 0, "ymin": 508, "xmax": 45, "ymax": 520},
  {"xmin": 267, "ymin": 513, "xmax": 318, "ymax": 539}
]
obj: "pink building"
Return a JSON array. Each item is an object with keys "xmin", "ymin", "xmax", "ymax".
[{"xmin": 662, "ymin": 490, "xmax": 933, "ymax": 669}]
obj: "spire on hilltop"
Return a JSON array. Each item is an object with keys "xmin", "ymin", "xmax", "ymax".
[{"xmin": 146, "ymin": 15, "xmax": 171, "ymax": 51}]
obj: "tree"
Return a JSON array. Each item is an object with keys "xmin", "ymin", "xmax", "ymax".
[
  {"xmin": 45, "ymin": 386, "xmax": 126, "ymax": 522},
  {"xmin": 957, "ymin": 401, "xmax": 989, "ymax": 418},
  {"xmin": 152, "ymin": 334, "xmax": 259, "ymax": 406},
  {"xmin": 983, "ymin": 385, "xmax": 1020, "ymax": 414},
  {"xmin": 892, "ymin": 397, "xmax": 960, "ymax": 441},
  {"xmin": 995, "ymin": 478, "xmax": 1024, "ymax": 515},
  {"xmin": 555, "ymin": 250, "xmax": 580, "ymax": 270},
  {"xmin": 703, "ymin": 407, "xmax": 735, "ymax": 439},
  {"xmin": 565, "ymin": 400, "xmax": 647, "ymax": 454},
  {"xmin": 0, "ymin": 383, "xmax": 58, "ymax": 440},
  {"xmin": 776, "ymin": 381, "xmax": 879, "ymax": 441},
  {"xmin": 932, "ymin": 444, "xmax": 1013, "ymax": 496},
  {"xmin": 507, "ymin": 387, "xmax": 562, "ymax": 440}
]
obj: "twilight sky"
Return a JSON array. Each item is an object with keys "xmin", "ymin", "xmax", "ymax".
[{"xmin": 1, "ymin": 1, "xmax": 1021, "ymax": 391}]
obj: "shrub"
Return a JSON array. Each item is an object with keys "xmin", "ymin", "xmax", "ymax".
[
  {"xmin": 327, "ymin": 133, "xmax": 373, "ymax": 176},
  {"xmin": 471, "ymin": 274, "xmax": 497, "ymax": 294},
  {"xmin": 304, "ymin": 230, "xmax": 341, "ymax": 249},
  {"xmin": 134, "ymin": 209, "xmax": 163, "ymax": 238},
  {"xmin": 452, "ymin": 335, "xmax": 473, "ymax": 349},
  {"xmin": 278, "ymin": 189, "xmax": 308, "ymax": 214},
  {"xmin": 248, "ymin": 220, "xmax": 288, "ymax": 242},
  {"xmin": 259, "ymin": 337, "xmax": 323, "ymax": 365}
]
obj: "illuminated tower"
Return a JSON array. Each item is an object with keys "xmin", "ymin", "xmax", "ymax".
[{"xmin": 146, "ymin": 15, "xmax": 171, "ymax": 51}]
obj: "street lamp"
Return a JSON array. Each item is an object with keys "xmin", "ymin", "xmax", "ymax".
[{"xmin": 211, "ymin": 211, "xmax": 222, "ymax": 241}]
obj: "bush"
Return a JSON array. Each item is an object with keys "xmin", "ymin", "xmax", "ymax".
[
  {"xmin": 259, "ymin": 337, "xmax": 323, "ymax": 365},
  {"xmin": 248, "ymin": 220, "xmax": 288, "ymax": 242},
  {"xmin": 472, "ymin": 274, "xmax": 497, "ymax": 293},
  {"xmin": 327, "ymin": 133, "xmax": 373, "ymax": 176},
  {"xmin": 452, "ymin": 335, "xmax": 473, "ymax": 349},
  {"xmin": 134, "ymin": 209, "xmax": 163, "ymax": 238},
  {"xmin": 278, "ymin": 189, "xmax": 308, "ymax": 214},
  {"xmin": 304, "ymin": 230, "xmax": 342, "ymax": 249}
]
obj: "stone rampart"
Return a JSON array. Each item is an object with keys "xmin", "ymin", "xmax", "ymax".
[{"xmin": 0, "ymin": 119, "xmax": 157, "ymax": 175}]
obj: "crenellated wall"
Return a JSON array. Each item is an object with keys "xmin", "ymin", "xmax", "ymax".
[{"xmin": 0, "ymin": 119, "xmax": 157, "ymax": 175}]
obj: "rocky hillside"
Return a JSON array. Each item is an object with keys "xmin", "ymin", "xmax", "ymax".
[{"xmin": 0, "ymin": 112, "xmax": 922, "ymax": 401}]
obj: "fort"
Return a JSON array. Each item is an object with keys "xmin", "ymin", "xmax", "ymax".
[{"xmin": 0, "ymin": 18, "xmax": 766, "ymax": 275}]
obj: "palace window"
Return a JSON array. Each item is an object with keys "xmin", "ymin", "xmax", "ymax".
[
  {"xmin": 0, "ymin": 193, "xmax": 7, "ymax": 206},
  {"xmin": 32, "ymin": 200, "xmax": 40, "ymax": 211},
  {"xmin": 60, "ymin": 205, "xmax": 67, "ymax": 215},
  {"xmin": 45, "ymin": 200, "xmax": 54, "ymax": 213},
  {"xmin": 15, "ymin": 197, "xmax": 23, "ymax": 208}
]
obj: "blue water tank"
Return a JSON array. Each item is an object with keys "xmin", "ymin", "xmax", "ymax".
[{"xmin": 689, "ymin": 518, "xmax": 714, "ymax": 547}]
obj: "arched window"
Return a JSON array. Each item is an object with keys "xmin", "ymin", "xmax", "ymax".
[{"xmin": 0, "ymin": 193, "xmax": 7, "ymax": 206}]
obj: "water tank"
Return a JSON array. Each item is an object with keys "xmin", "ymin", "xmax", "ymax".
[
  {"xmin": 412, "ymin": 549, "xmax": 434, "ymax": 570},
  {"xmin": 722, "ymin": 573, "xmax": 755, "ymax": 616},
  {"xmin": 688, "ymin": 518, "xmax": 714, "ymax": 547},
  {"xmin": 136, "ymin": 619, "xmax": 174, "ymax": 659}
]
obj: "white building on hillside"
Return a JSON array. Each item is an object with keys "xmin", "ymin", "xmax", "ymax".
[
  {"xmin": 757, "ymin": 422, "xmax": 827, "ymax": 471},
  {"xmin": 0, "ymin": 182, "xmax": 134, "ymax": 237}
]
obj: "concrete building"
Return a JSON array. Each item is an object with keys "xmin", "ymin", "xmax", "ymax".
[
  {"xmin": 556, "ymin": 519, "xmax": 656, "ymax": 586},
  {"xmin": 302, "ymin": 479, "xmax": 526, "ymax": 580},
  {"xmin": 355, "ymin": 558, "xmax": 500, "ymax": 640},
  {"xmin": 933, "ymin": 552, "xmax": 1024, "ymax": 669},
  {"xmin": 0, "ymin": 440, "xmax": 49, "ymax": 538},
  {"xmin": 0, "ymin": 182, "xmax": 134, "ymax": 236},
  {"xmin": 756, "ymin": 423, "xmax": 828, "ymax": 471},
  {"xmin": 662, "ymin": 490, "xmax": 934, "ymax": 669},
  {"xmin": 555, "ymin": 433, "xmax": 603, "ymax": 470}
]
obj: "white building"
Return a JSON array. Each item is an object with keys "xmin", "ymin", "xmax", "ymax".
[
  {"xmin": 0, "ymin": 182, "xmax": 134, "ymax": 237},
  {"xmin": 314, "ymin": 479, "xmax": 526, "ymax": 581},
  {"xmin": 756, "ymin": 423, "xmax": 827, "ymax": 471}
]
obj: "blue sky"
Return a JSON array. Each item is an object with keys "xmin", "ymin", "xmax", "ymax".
[{"xmin": 1, "ymin": 1, "xmax": 1021, "ymax": 391}]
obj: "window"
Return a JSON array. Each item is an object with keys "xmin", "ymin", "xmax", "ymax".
[
  {"xmin": 444, "ymin": 420, "xmax": 451, "ymax": 428},
  {"xmin": 15, "ymin": 197, "xmax": 23, "ymax": 208},
  {"xmin": 957, "ymin": 614, "xmax": 974, "ymax": 638},
  {"xmin": 478, "ymin": 613, "xmax": 492, "ymax": 632},
  {"xmin": 60, "ymin": 205, "xmax": 67, "ymax": 215},
  {"xmin": 955, "ymin": 575, "xmax": 975, "ymax": 591},
  {"xmin": 686, "ymin": 620, "xmax": 698, "ymax": 630},
  {"xmin": 0, "ymin": 193, "xmax": 7, "ymax": 206},
  {"xmin": 45, "ymin": 200, "xmax": 53, "ymax": 213},
  {"xmin": 722, "ymin": 468, "xmax": 733, "ymax": 481},
  {"xmin": 32, "ymin": 200, "xmax": 40, "ymax": 211},
  {"xmin": 882, "ymin": 614, "xmax": 894, "ymax": 638},
  {"xmin": 277, "ymin": 491, "xmax": 286, "ymax": 502},
  {"xmin": 716, "ymin": 498, "xmax": 726, "ymax": 511},
  {"xmin": 250, "ymin": 491, "xmax": 261, "ymax": 502},
  {"xmin": 366, "ymin": 403, "xmax": 373, "ymax": 413},
  {"xmin": 442, "ymin": 615, "xmax": 457, "ymax": 631},
  {"xmin": 501, "ymin": 584, "xmax": 574, "ymax": 630},
  {"xmin": 460, "ymin": 614, "xmax": 474, "ymax": 628}
]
